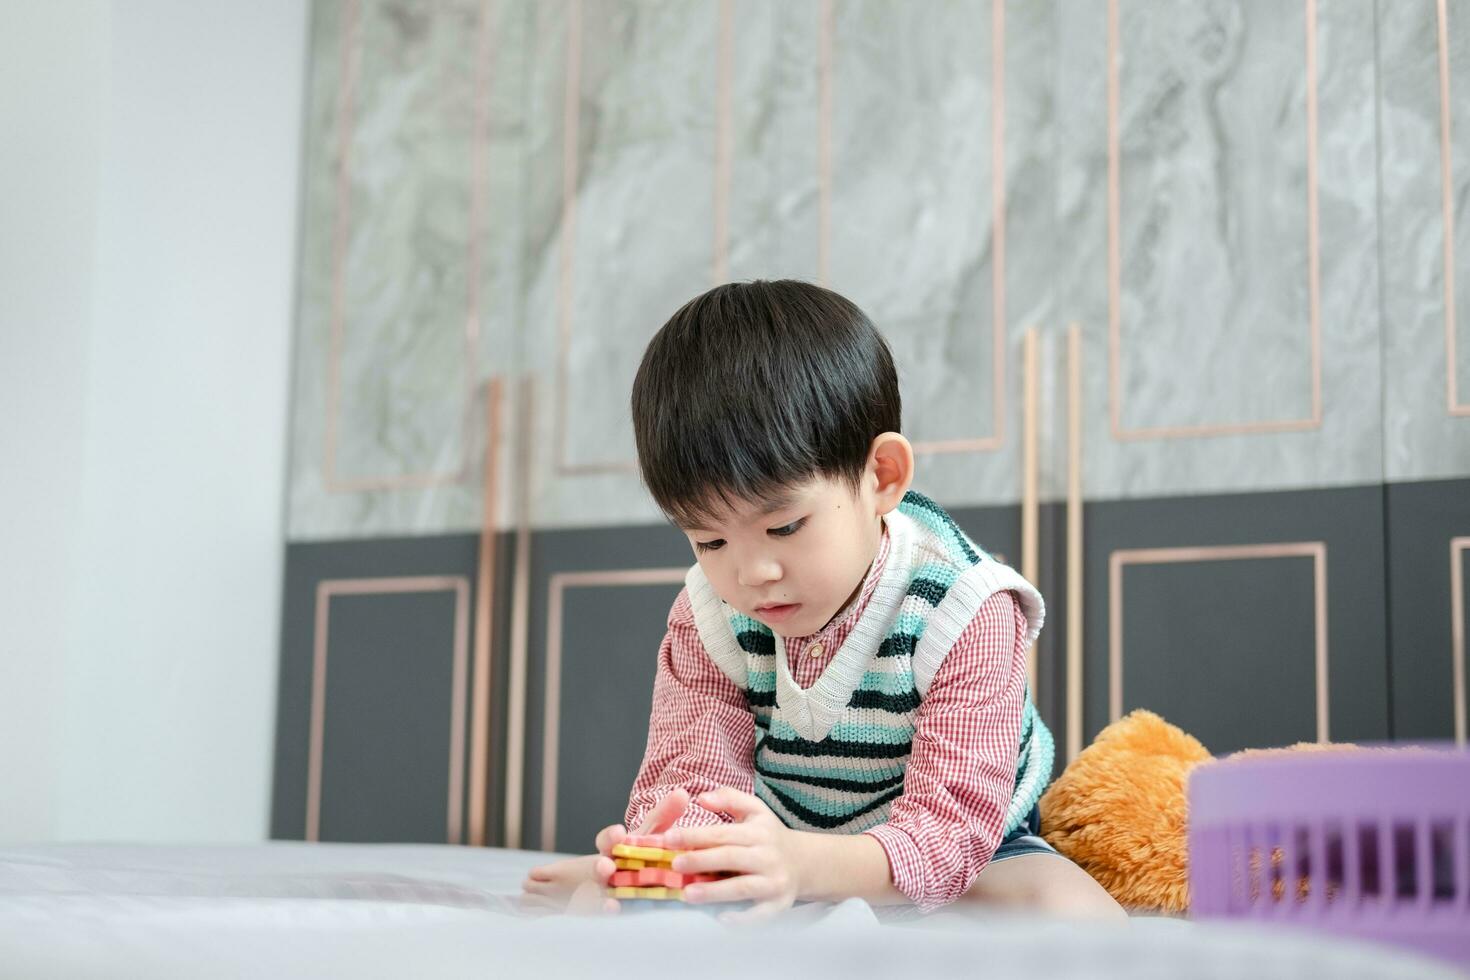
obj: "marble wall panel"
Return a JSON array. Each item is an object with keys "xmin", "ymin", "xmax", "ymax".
[
  {"xmin": 1116, "ymin": 2, "xmax": 1313, "ymax": 433},
  {"xmin": 823, "ymin": 0, "xmax": 1015, "ymax": 507},
  {"xmin": 1380, "ymin": 0, "xmax": 1470, "ymax": 482},
  {"xmin": 285, "ymin": 0, "xmax": 1453, "ymax": 542},
  {"xmin": 1449, "ymin": 0, "xmax": 1470, "ymax": 425},
  {"xmin": 803, "ymin": 0, "xmax": 1060, "ymax": 507},
  {"xmin": 1054, "ymin": 0, "xmax": 1384, "ymax": 501},
  {"xmin": 516, "ymin": 0, "xmax": 1058, "ymax": 532},
  {"xmin": 287, "ymin": 0, "xmax": 529, "ymax": 539},
  {"xmin": 553, "ymin": 1, "xmax": 721, "ymax": 474},
  {"xmin": 516, "ymin": 0, "xmax": 764, "ymax": 534}
]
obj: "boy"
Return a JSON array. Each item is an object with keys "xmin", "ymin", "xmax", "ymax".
[{"xmin": 523, "ymin": 280, "xmax": 1122, "ymax": 922}]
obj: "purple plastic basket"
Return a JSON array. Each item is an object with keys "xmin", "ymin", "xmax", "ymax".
[{"xmin": 1188, "ymin": 747, "xmax": 1470, "ymax": 967}]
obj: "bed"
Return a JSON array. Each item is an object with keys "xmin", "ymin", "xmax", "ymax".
[{"xmin": 0, "ymin": 842, "xmax": 1455, "ymax": 979}]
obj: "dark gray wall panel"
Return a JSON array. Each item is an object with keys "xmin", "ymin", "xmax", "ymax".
[
  {"xmin": 551, "ymin": 583, "xmax": 681, "ymax": 854},
  {"xmin": 319, "ymin": 589, "xmax": 460, "ymax": 843},
  {"xmin": 523, "ymin": 523, "xmax": 692, "ymax": 853},
  {"xmin": 1083, "ymin": 486, "xmax": 1389, "ymax": 755},
  {"xmin": 276, "ymin": 483, "xmax": 1462, "ymax": 849},
  {"xmin": 1386, "ymin": 478, "xmax": 1470, "ymax": 741},
  {"xmin": 1121, "ymin": 558, "xmax": 1318, "ymax": 752},
  {"xmin": 272, "ymin": 532, "xmax": 510, "ymax": 843}
]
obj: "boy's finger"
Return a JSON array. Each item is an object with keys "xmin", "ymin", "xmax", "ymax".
[
  {"xmin": 669, "ymin": 844, "xmax": 762, "ymax": 876},
  {"xmin": 693, "ymin": 787, "xmax": 768, "ymax": 821},
  {"xmin": 664, "ymin": 823, "xmax": 756, "ymax": 850},
  {"xmin": 594, "ymin": 855, "xmax": 617, "ymax": 884},
  {"xmin": 594, "ymin": 823, "xmax": 627, "ymax": 855},
  {"xmin": 683, "ymin": 873, "xmax": 764, "ymax": 906},
  {"xmin": 635, "ymin": 787, "xmax": 691, "ymax": 834}
]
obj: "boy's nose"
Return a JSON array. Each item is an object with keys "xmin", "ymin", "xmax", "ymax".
[{"xmin": 737, "ymin": 558, "xmax": 781, "ymax": 588}]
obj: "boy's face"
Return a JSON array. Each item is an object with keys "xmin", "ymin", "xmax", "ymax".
[{"xmin": 680, "ymin": 476, "xmax": 885, "ymax": 639}]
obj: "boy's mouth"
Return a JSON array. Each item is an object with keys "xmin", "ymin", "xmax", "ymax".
[{"xmin": 754, "ymin": 602, "xmax": 800, "ymax": 622}]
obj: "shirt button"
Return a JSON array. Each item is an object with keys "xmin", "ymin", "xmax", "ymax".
[{"xmin": 808, "ymin": 642, "xmax": 825, "ymax": 659}]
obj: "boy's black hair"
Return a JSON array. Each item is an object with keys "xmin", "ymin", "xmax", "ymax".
[{"xmin": 631, "ymin": 279, "xmax": 901, "ymax": 529}]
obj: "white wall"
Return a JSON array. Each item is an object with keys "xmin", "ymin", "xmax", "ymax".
[
  {"xmin": 0, "ymin": 0, "xmax": 108, "ymax": 845},
  {"xmin": 0, "ymin": 0, "xmax": 306, "ymax": 844}
]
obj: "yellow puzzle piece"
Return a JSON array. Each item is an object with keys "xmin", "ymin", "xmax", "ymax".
[
  {"xmin": 610, "ymin": 843, "xmax": 680, "ymax": 863},
  {"xmin": 608, "ymin": 886, "xmax": 684, "ymax": 901},
  {"xmin": 614, "ymin": 857, "xmax": 678, "ymax": 871}
]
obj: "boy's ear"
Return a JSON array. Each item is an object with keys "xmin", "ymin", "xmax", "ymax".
[{"xmin": 867, "ymin": 432, "xmax": 914, "ymax": 514}]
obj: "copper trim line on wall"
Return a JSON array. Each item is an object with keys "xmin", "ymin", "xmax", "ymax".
[
  {"xmin": 1106, "ymin": 0, "xmax": 1323, "ymax": 441},
  {"xmin": 540, "ymin": 568, "xmax": 690, "ymax": 852},
  {"xmin": 1437, "ymin": 0, "xmax": 1468, "ymax": 417},
  {"xmin": 1065, "ymin": 325, "xmax": 1084, "ymax": 763},
  {"xmin": 817, "ymin": 0, "xmax": 833, "ymax": 287},
  {"xmin": 1108, "ymin": 543, "xmax": 1329, "ymax": 743},
  {"xmin": 1021, "ymin": 327, "xmax": 1039, "ymax": 693},
  {"xmin": 1451, "ymin": 536, "xmax": 1468, "ymax": 745},
  {"xmin": 504, "ymin": 378, "xmax": 534, "ymax": 850},
  {"xmin": 713, "ymin": 0, "xmax": 733, "ymax": 285},
  {"xmin": 323, "ymin": 0, "xmax": 490, "ymax": 492},
  {"xmin": 469, "ymin": 378, "xmax": 504, "ymax": 847},
  {"xmin": 307, "ymin": 576, "xmax": 471, "ymax": 844}
]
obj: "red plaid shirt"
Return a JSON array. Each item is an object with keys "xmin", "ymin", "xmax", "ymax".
[{"xmin": 625, "ymin": 524, "xmax": 1030, "ymax": 911}]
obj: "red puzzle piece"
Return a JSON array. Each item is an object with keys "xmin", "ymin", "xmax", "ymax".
[
  {"xmin": 608, "ymin": 867, "xmax": 723, "ymax": 889},
  {"xmin": 622, "ymin": 834, "xmax": 669, "ymax": 848}
]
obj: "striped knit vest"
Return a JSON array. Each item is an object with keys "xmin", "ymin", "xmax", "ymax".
[{"xmin": 685, "ymin": 491, "xmax": 1054, "ymax": 837}]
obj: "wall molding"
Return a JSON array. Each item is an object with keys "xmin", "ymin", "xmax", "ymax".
[{"xmin": 1107, "ymin": 542, "xmax": 1329, "ymax": 742}]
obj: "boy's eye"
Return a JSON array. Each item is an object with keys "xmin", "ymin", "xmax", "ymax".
[
  {"xmin": 769, "ymin": 518, "xmax": 807, "ymax": 537},
  {"xmin": 694, "ymin": 539, "xmax": 725, "ymax": 553}
]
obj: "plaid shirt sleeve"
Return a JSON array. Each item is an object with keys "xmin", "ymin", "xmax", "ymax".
[
  {"xmin": 862, "ymin": 589, "xmax": 1028, "ymax": 911},
  {"xmin": 623, "ymin": 587, "xmax": 756, "ymax": 832}
]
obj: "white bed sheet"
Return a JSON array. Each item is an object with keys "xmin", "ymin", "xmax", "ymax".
[{"xmin": 0, "ymin": 842, "xmax": 1455, "ymax": 979}]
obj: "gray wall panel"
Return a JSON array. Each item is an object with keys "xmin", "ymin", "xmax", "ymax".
[
  {"xmin": 271, "ymin": 532, "xmax": 507, "ymax": 843},
  {"xmin": 550, "ymin": 583, "xmax": 681, "ymax": 854},
  {"xmin": 1386, "ymin": 478, "xmax": 1470, "ymax": 741},
  {"xmin": 1082, "ymin": 485, "xmax": 1389, "ymax": 755},
  {"xmin": 1121, "ymin": 558, "xmax": 1318, "ymax": 753},
  {"xmin": 522, "ymin": 522, "xmax": 692, "ymax": 852},
  {"xmin": 275, "ymin": 483, "xmax": 1469, "ymax": 848},
  {"xmin": 319, "ymin": 589, "xmax": 460, "ymax": 843}
]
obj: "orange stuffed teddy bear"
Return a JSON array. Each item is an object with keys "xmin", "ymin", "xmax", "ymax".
[{"xmin": 1037, "ymin": 709, "xmax": 1355, "ymax": 914}]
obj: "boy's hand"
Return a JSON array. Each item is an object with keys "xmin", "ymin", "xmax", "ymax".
[
  {"xmin": 525, "ymin": 788, "xmax": 694, "ymax": 916},
  {"xmin": 663, "ymin": 787, "xmax": 802, "ymax": 924},
  {"xmin": 593, "ymin": 785, "xmax": 692, "ymax": 858},
  {"xmin": 587, "ymin": 787, "xmax": 694, "ymax": 914}
]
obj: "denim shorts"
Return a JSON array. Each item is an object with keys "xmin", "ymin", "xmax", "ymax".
[{"xmin": 989, "ymin": 804, "xmax": 1059, "ymax": 863}]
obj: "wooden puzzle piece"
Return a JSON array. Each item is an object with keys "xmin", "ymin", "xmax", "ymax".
[
  {"xmin": 622, "ymin": 834, "xmax": 668, "ymax": 848},
  {"xmin": 608, "ymin": 886, "xmax": 684, "ymax": 901},
  {"xmin": 610, "ymin": 843, "xmax": 680, "ymax": 862},
  {"xmin": 614, "ymin": 857, "xmax": 660, "ymax": 871},
  {"xmin": 608, "ymin": 867, "xmax": 724, "ymax": 889}
]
